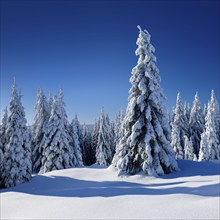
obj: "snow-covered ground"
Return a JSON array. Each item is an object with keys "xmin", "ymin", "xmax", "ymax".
[{"xmin": 1, "ymin": 160, "xmax": 219, "ymax": 219}]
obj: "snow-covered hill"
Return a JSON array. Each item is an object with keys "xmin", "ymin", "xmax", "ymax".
[{"xmin": 1, "ymin": 160, "xmax": 219, "ymax": 219}]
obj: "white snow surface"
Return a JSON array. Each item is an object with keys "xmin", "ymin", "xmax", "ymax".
[{"xmin": 1, "ymin": 160, "xmax": 220, "ymax": 219}]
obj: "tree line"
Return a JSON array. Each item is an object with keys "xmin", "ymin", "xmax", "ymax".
[
  {"xmin": 170, "ymin": 90, "xmax": 220, "ymax": 162},
  {"xmin": 0, "ymin": 85, "xmax": 125, "ymax": 188}
]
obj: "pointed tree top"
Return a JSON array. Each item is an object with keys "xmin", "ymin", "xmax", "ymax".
[
  {"xmin": 176, "ymin": 92, "xmax": 181, "ymax": 101},
  {"xmin": 137, "ymin": 25, "xmax": 142, "ymax": 32},
  {"xmin": 12, "ymin": 78, "xmax": 17, "ymax": 90},
  {"xmin": 211, "ymin": 89, "xmax": 215, "ymax": 99},
  {"xmin": 59, "ymin": 88, "xmax": 64, "ymax": 98}
]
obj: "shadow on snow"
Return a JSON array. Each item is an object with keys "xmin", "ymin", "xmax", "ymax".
[{"xmin": 1, "ymin": 160, "xmax": 219, "ymax": 198}]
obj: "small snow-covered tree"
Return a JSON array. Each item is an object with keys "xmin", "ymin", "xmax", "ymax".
[
  {"xmin": 3, "ymin": 83, "xmax": 32, "ymax": 188},
  {"xmin": 70, "ymin": 116, "xmax": 83, "ymax": 166},
  {"xmin": 189, "ymin": 92, "xmax": 204, "ymax": 157},
  {"xmin": 113, "ymin": 26, "xmax": 178, "ymax": 176},
  {"xmin": 172, "ymin": 93, "xmax": 188, "ymax": 159},
  {"xmin": 184, "ymin": 135, "xmax": 194, "ymax": 160},
  {"xmin": 32, "ymin": 88, "xmax": 50, "ymax": 173},
  {"xmin": 171, "ymin": 123, "xmax": 183, "ymax": 160},
  {"xmin": 39, "ymin": 96, "xmax": 74, "ymax": 174},
  {"xmin": 199, "ymin": 90, "xmax": 220, "ymax": 161},
  {"xmin": 199, "ymin": 133, "xmax": 209, "ymax": 161},
  {"xmin": 96, "ymin": 108, "xmax": 112, "ymax": 166}
]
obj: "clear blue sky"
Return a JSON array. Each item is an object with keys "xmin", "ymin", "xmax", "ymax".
[{"xmin": 1, "ymin": 0, "xmax": 219, "ymax": 124}]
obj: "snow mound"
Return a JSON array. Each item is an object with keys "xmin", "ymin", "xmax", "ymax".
[{"xmin": 1, "ymin": 160, "xmax": 220, "ymax": 219}]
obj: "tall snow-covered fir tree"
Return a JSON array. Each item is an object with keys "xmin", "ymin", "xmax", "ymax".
[
  {"xmin": 72, "ymin": 114, "xmax": 85, "ymax": 163},
  {"xmin": 2, "ymin": 83, "xmax": 32, "ymax": 188},
  {"xmin": 105, "ymin": 113, "xmax": 115, "ymax": 157},
  {"xmin": 91, "ymin": 118, "xmax": 100, "ymax": 164},
  {"xmin": 96, "ymin": 108, "xmax": 112, "ymax": 166},
  {"xmin": 184, "ymin": 135, "xmax": 194, "ymax": 160},
  {"xmin": 184, "ymin": 103, "xmax": 191, "ymax": 123},
  {"xmin": 110, "ymin": 120, "xmax": 116, "ymax": 156},
  {"xmin": 115, "ymin": 110, "xmax": 125, "ymax": 147},
  {"xmin": 189, "ymin": 92, "xmax": 204, "ymax": 157},
  {"xmin": 112, "ymin": 26, "xmax": 178, "ymax": 176},
  {"xmin": 59, "ymin": 89, "xmax": 69, "ymax": 128},
  {"xmin": 183, "ymin": 102, "xmax": 190, "ymax": 136},
  {"xmin": 172, "ymin": 93, "xmax": 188, "ymax": 159},
  {"xmin": 199, "ymin": 90, "xmax": 220, "ymax": 161},
  {"xmin": 198, "ymin": 133, "xmax": 209, "ymax": 161},
  {"xmin": 171, "ymin": 123, "xmax": 183, "ymax": 160},
  {"xmin": 32, "ymin": 88, "xmax": 50, "ymax": 173},
  {"xmin": 39, "ymin": 96, "xmax": 74, "ymax": 174},
  {"xmin": 70, "ymin": 116, "xmax": 83, "ymax": 166}
]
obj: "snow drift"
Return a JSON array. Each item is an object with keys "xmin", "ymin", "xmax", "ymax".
[{"xmin": 1, "ymin": 160, "xmax": 219, "ymax": 219}]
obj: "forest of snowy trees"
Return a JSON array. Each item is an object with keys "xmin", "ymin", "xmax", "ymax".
[{"xmin": 0, "ymin": 26, "xmax": 219, "ymax": 188}]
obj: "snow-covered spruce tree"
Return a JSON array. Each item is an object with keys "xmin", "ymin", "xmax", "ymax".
[
  {"xmin": 189, "ymin": 92, "xmax": 204, "ymax": 157},
  {"xmin": 184, "ymin": 103, "xmax": 191, "ymax": 122},
  {"xmin": 3, "ymin": 83, "xmax": 32, "ymax": 188},
  {"xmin": 172, "ymin": 93, "xmax": 188, "ymax": 159},
  {"xmin": 110, "ymin": 120, "xmax": 116, "ymax": 156},
  {"xmin": 105, "ymin": 113, "xmax": 116, "ymax": 157},
  {"xmin": 171, "ymin": 123, "xmax": 183, "ymax": 160},
  {"xmin": 115, "ymin": 110, "xmax": 125, "ymax": 147},
  {"xmin": 70, "ymin": 116, "xmax": 83, "ymax": 166},
  {"xmin": 183, "ymin": 102, "xmax": 190, "ymax": 135},
  {"xmin": 91, "ymin": 118, "xmax": 100, "ymax": 164},
  {"xmin": 72, "ymin": 114, "xmax": 85, "ymax": 163},
  {"xmin": 47, "ymin": 92, "xmax": 53, "ymax": 116},
  {"xmin": 112, "ymin": 26, "xmax": 178, "ymax": 176},
  {"xmin": 59, "ymin": 89, "xmax": 69, "ymax": 128},
  {"xmin": 39, "ymin": 96, "xmax": 74, "ymax": 174},
  {"xmin": 199, "ymin": 91, "xmax": 220, "ymax": 161},
  {"xmin": 32, "ymin": 88, "xmax": 50, "ymax": 173},
  {"xmin": 184, "ymin": 135, "xmax": 194, "ymax": 160},
  {"xmin": 199, "ymin": 133, "xmax": 209, "ymax": 161},
  {"xmin": 96, "ymin": 108, "xmax": 112, "ymax": 166}
]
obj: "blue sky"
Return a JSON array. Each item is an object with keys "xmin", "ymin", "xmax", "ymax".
[{"xmin": 1, "ymin": 0, "xmax": 219, "ymax": 124}]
